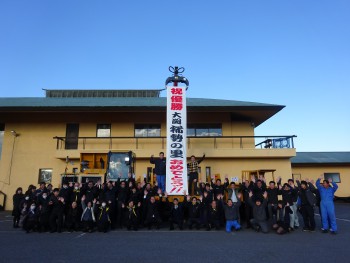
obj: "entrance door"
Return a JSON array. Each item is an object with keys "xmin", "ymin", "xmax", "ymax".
[{"xmin": 65, "ymin": 123, "xmax": 79, "ymax": 149}]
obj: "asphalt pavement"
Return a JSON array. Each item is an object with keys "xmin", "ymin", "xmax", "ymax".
[{"xmin": 0, "ymin": 203, "xmax": 349, "ymax": 263}]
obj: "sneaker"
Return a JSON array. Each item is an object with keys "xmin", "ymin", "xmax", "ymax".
[
  {"xmin": 321, "ymin": 228, "xmax": 328, "ymax": 233},
  {"xmin": 294, "ymin": 226, "xmax": 299, "ymax": 230},
  {"xmin": 302, "ymin": 227, "xmax": 310, "ymax": 232},
  {"xmin": 330, "ymin": 230, "xmax": 337, "ymax": 235}
]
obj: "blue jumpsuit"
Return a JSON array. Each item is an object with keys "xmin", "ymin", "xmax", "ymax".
[{"xmin": 316, "ymin": 179, "xmax": 338, "ymax": 232}]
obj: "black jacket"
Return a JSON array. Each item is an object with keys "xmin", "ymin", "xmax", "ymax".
[
  {"xmin": 248, "ymin": 198, "xmax": 267, "ymax": 221},
  {"xmin": 150, "ymin": 156, "xmax": 166, "ymax": 175}
]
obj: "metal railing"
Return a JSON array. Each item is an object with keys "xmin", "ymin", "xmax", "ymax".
[{"xmin": 53, "ymin": 135, "xmax": 297, "ymax": 150}]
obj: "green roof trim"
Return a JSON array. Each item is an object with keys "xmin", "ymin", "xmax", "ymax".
[
  {"xmin": 0, "ymin": 97, "xmax": 283, "ymax": 108},
  {"xmin": 292, "ymin": 152, "xmax": 350, "ymax": 164}
]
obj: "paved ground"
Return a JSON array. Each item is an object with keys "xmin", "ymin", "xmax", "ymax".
[{"xmin": 0, "ymin": 203, "xmax": 349, "ymax": 263}]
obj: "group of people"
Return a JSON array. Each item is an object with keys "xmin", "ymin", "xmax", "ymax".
[{"xmin": 12, "ymin": 171, "xmax": 338, "ymax": 235}]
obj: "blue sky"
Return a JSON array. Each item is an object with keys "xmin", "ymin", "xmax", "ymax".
[{"xmin": 0, "ymin": 0, "xmax": 349, "ymax": 151}]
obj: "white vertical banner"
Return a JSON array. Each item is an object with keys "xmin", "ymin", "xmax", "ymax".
[{"xmin": 166, "ymin": 86, "xmax": 188, "ymax": 195}]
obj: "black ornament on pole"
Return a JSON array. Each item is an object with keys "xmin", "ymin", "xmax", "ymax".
[{"xmin": 165, "ymin": 66, "xmax": 189, "ymax": 88}]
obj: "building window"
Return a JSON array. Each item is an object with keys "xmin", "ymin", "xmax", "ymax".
[
  {"xmin": 97, "ymin": 124, "xmax": 111, "ymax": 137},
  {"xmin": 65, "ymin": 123, "xmax": 79, "ymax": 149},
  {"xmin": 187, "ymin": 124, "xmax": 222, "ymax": 137},
  {"xmin": 135, "ymin": 124, "xmax": 161, "ymax": 137},
  {"xmin": 0, "ymin": 124, "xmax": 4, "ymax": 159},
  {"xmin": 324, "ymin": 173, "xmax": 341, "ymax": 183}
]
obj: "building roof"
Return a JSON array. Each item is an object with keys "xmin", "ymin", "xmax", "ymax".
[
  {"xmin": 0, "ymin": 94, "xmax": 285, "ymax": 127},
  {"xmin": 292, "ymin": 152, "xmax": 350, "ymax": 165}
]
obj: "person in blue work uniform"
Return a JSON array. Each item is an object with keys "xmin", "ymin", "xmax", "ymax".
[
  {"xmin": 150, "ymin": 152, "xmax": 166, "ymax": 193},
  {"xmin": 316, "ymin": 177, "xmax": 338, "ymax": 234}
]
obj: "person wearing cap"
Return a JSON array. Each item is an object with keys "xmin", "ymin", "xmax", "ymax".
[{"xmin": 316, "ymin": 177, "xmax": 338, "ymax": 234}]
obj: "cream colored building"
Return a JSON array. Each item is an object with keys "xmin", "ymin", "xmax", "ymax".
[{"xmin": 0, "ymin": 89, "xmax": 346, "ymax": 210}]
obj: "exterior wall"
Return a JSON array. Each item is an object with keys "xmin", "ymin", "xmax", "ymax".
[
  {"xmin": 0, "ymin": 111, "xmax": 296, "ymax": 210},
  {"xmin": 291, "ymin": 165, "xmax": 350, "ymax": 198}
]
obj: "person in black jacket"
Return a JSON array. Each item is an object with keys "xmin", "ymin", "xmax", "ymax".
[
  {"xmin": 123, "ymin": 200, "xmax": 141, "ymax": 231},
  {"xmin": 168, "ymin": 195, "xmax": 184, "ymax": 230},
  {"xmin": 185, "ymin": 195, "xmax": 201, "ymax": 230},
  {"xmin": 296, "ymin": 180, "xmax": 317, "ymax": 232},
  {"xmin": 208, "ymin": 195, "xmax": 225, "ymax": 231},
  {"xmin": 65, "ymin": 201, "xmax": 81, "ymax": 232},
  {"xmin": 150, "ymin": 152, "xmax": 166, "ymax": 193},
  {"xmin": 22, "ymin": 202, "xmax": 39, "ymax": 233},
  {"xmin": 272, "ymin": 201, "xmax": 293, "ymax": 235},
  {"xmin": 103, "ymin": 181, "xmax": 117, "ymax": 229},
  {"xmin": 12, "ymin": 187, "xmax": 24, "ymax": 228},
  {"xmin": 240, "ymin": 180, "xmax": 254, "ymax": 228},
  {"xmin": 82, "ymin": 181, "xmax": 98, "ymax": 204},
  {"xmin": 38, "ymin": 192, "xmax": 51, "ymax": 232},
  {"xmin": 116, "ymin": 178, "xmax": 129, "ymax": 228},
  {"xmin": 144, "ymin": 196, "xmax": 162, "ymax": 230},
  {"xmin": 96, "ymin": 201, "xmax": 111, "ymax": 233},
  {"xmin": 49, "ymin": 188, "xmax": 65, "ymax": 233},
  {"xmin": 211, "ymin": 177, "xmax": 229, "ymax": 200},
  {"xmin": 266, "ymin": 177, "xmax": 281, "ymax": 225}
]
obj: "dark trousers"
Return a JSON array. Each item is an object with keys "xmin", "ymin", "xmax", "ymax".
[
  {"xmin": 250, "ymin": 219, "xmax": 269, "ymax": 233},
  {"xmin": 301, "ymin": 205, "xmax": 316, "ymax": 230},
  {"xmin": 208, "ymin": 219, "xmax": 221, "ymax": 230},
  {"xmin": 169, "ymin": 218, "xmax": 183, "ymax": 230},
  {"xmin": 145, "ymin": 217, "xmax": 162, "ymax": 229},
  {"xmin": 188, "ymin": 172, "xmax": 198, "ymax": 195},
  {"xmin": 244, "ymin": 203, "xmax": 252, "ymax": 227},
  {"xmin": 127, "ymin": 218, "xmax": 139, "ymax": 231},
  {"xmin": 116, "ymin": 201, "xmax": 124, "ymax": 228},
  {"xmin": 188, "ymin": 218, "xmax": 201, "ymax": 229},
  {"xmin": 82, "ymin": 220, "xmax": 94, "ymax": 232},
  {"xmin": 97, "ymin": 221, "xmax": 110, "ymax": 232},
  {"xmin": 268, "ymin": 203, "xmax": 278, "ymax": 224},
  {"xmin": 13, "ymin": 215, "xmax": 20, "ymax": 227},
  {"xmin": 39, "ymin": 213, "xmax": 50, "ymax": 232},
  {"xmin": 49, "ymin": 212, "xmax": 63, "ymax": 232}
]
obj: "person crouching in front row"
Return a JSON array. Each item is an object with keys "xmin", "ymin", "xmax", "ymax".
[
  {"xmin": 223, "ymin": 193, "xmax": 242, "ymax": 233},
  {"xmin": 65, "ymin": 201, "xmax": 81, "ymax": 232},
  {"xmin": 96, "ymin": 200, "xmax": 111, "ymax": 233},
  {"xmin": 81, "ymin": 195, "xmax": 96, "ymax": 233},
  {"xmin": 248, "ymin": 191, "xmax": 269, "ymax": 233},
  {"xmin": 272, "ymin": 201, "xmax": 293, "ymax": 235},
  {"xmin": 123, "ymin": 200, "xmax": 141, "ymax": 231}
]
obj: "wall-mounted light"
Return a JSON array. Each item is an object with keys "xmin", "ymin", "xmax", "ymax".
[
  {"xmin": 11, "ymin": 130, "xmax": 19, "ymax": 137},
  {"xmin": 251, "ymin": 122, "xmax": 255, "ymax": 128}
]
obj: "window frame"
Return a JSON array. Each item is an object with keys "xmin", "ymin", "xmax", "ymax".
[
  {"xmin": 134, "ymin": 124, "xmax": 161, "ymax": 137},
  {"xmin": 324, "ymin": 173, "xmax": 341, "ymax": 183},
  {"xmin": 96, "ymin": 124, "xmax": 111, "ymax": 138},
  {"xmin": 187, "ymin": 124, "xmax": 222, "ymax": 137}
]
